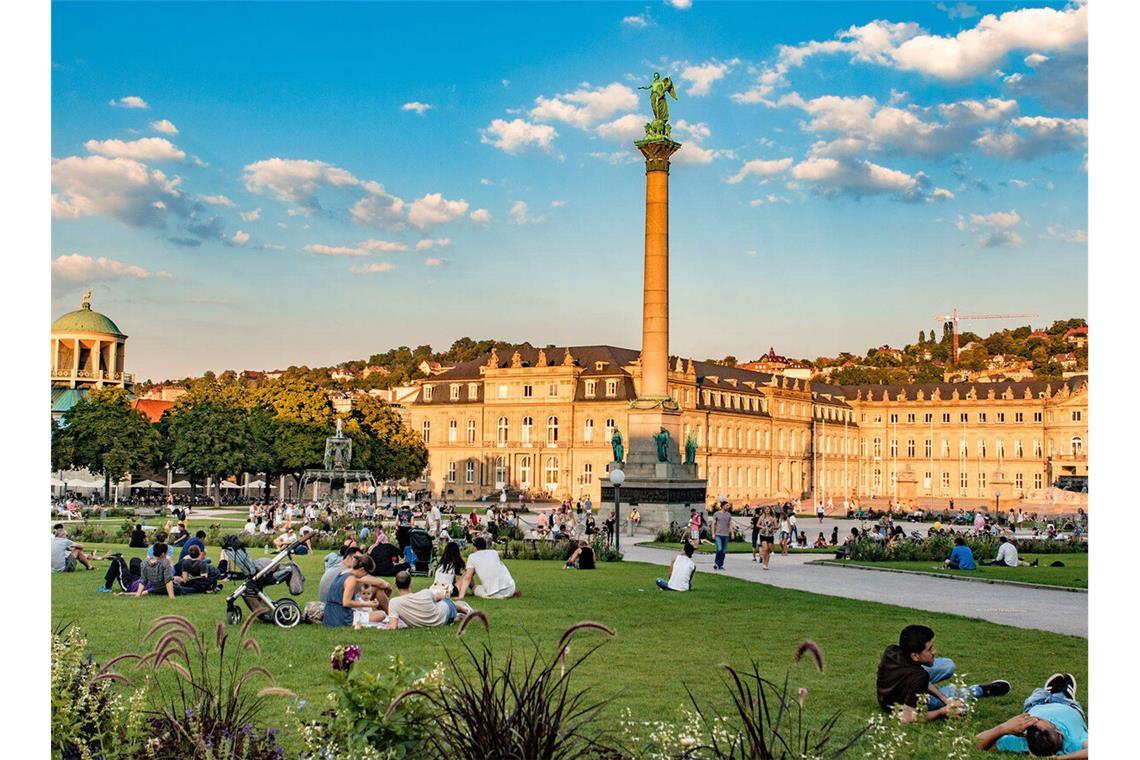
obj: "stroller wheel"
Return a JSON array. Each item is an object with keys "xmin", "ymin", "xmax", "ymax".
[
  {"xmin": 273, "ymin": 598, "xmax": 301, "ymax": 629},
  {"xmin": 226, "ymin": 606, "xmax": 243, "ymax": 626}
]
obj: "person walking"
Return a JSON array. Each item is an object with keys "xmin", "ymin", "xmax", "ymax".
[
  {"xmin": 758, "ymin": 507, "xmax": 777, "ymax": 570},
  {"xmin": 816, "ymin": 500, "xmax": 825, "ymax": 524},
  {"xmin": 779, "ymin": 509, "xmax": 792, "ymax": 556},
  {"xmin": 712, "ymin": 501, "xmax": 732, "ymax": 570}
]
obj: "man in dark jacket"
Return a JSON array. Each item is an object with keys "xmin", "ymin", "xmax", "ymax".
[{"xmin": 876, "ymin": 624, "xmax": 1010, "ymax": 722}]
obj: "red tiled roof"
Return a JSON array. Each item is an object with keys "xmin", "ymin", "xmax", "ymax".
[{"xmin": 132, "ymin": 398, "xmax": 173, "ymax": 422}]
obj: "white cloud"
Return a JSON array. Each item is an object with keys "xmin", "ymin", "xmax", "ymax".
[
  {"xmin": 480, "ymin": 118, "xmax": 558, "ymax": 154},
  {"xmin": 681, "ymin": 60, "xmax": 736, "ymax": 96},
  {"xmin": 746, "ymin": 249, "xmax": 758, "ymax": 257},
  {"xmin": 51, "ymin": 253, "xmax": 168, "ymax": 282},
  {"xmin": 790, "ymin": 157, "xmax": 952, "ymax": 201},
  {"xmin": 674, "ymin": 119, "xmax": 711, "ymax": 142},
  {"xmin": 480, "ymin": 178, "xmax": 493, "ymax": 185},
  {"xmin": 666, "ymin": 0, "xmax": 692, "ymax": 8},
  {"xmin": 84, "ymin": 137, "xmax": 186, "ymax": 162},
  {"xmin": 727, "ymin": 158, "xmax": 794, "ymax": 184},
  {"xmin": 978, "ymin": 230, "xmax": 1024, "ymax": 248},
  {"xmin": 1044, "ymin": 225, "xmax": 1087, "ymax": 243},
  {"xmin": 415, "ymin": 238, "xmax": 451, "ymax": 250},
  {"xmin": 109, "ymin": 95, "xmax": 149, "ymax": 109},
  {"xmin": 586, "ymin": 151, "xmax": 640, "ymax": 166},
  {"xmin": 750, "ymin": 194, "xmax": 791, "ymax": 206},
  {"xmin": 240, "ymin": 208, "xmax": 262, "ymax": 222},
  {"xmin": 672, "ymin": 144, "xmax": 728, "ymax": 165},
  {"xmin": 937, "ymin": 3, "xmax": 979, "ymax": 21},
  {"xmin": 200, "ymin": 194, "xmax": 234, "ymax": 207},
  {"xmin": 595, "ymin": 113, "xmax": 649, "ymax": 141},
  {"xmin": 530, "ymin": 82, "xmax": 638, "ymax": 129},
  {"xmin": 305, "ymin": 239, "xmax": 409, "ymax": 257},
  {"xmin": 401, "ymin": 101, "xmax": 433, "ymax": 115},
  {"xmin": 469, "ymin": 208, "xmax": 491, "ymax": 224},
  {"xmin": 975, "ymin": 115, "xmax": 1088, "ymax": 159},
  {"xmin": 622, "ymin": 13, "xmax": 651, "ymax": 28},
  {"xmin": 408, "ymin": 193, "xmax": 469, "ymax": 229},
  {"xmin": 150, "ymin": 119, "xmax": 178, "ymax": 134},
  {"xmin": 243, "ymin": 158, "xmax": 363, "ymax": 213},
  {"xmin": 51, "ymin": 155, "xmax": 184, "ymax": 227},
  {"xmin": 550, "ymin": 200, "xmax": 567, "ymax": 208},
  {"xmin": 957, "ymin": 209, "xmax": 1024, "ymax": 247},
  {"xmin": 508, "ymin": 201, "xmax": 544, "ymax": 225},
  {"xmin": 231, "ymin": 230, "xmax": 250, "ymax": 246},
  {"xmin": 350, "ymin": 181, "xmax": 407, "ymax": 229},
  {"xmin": 350, "ymin": 262, "xmax": 395, "ymax": 274},
  {"xmin": 425, "ymin": 257, "xmax": 447, "ymax": 266}
]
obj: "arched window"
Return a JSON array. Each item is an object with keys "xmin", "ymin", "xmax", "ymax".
[
  {"xmin": 543, "ymin": 456, "xmax": 559, "ymax": 490},
  {"xmin": 497, "ymin": 416, "xmax": 509, "ymax": 445},
  {"xmin": 1071, "ymin": 436, "xmax": 1083, "ymax": 455},
  {"xmin": 494, "ymin": 456, "xmax": 507, "ymax": 486},
  {"xmin": 978, "ymin": 438, "xmax": 986, "ymax": 458},
  {"xmin": 873, "ymin": 437, "xmax": 882, "ymax": 457},
  {"xmin": 467, "ymin": 419, "xmax": 477, "ymax": 444},
  {"xmin": 778, "ymin": 429, "xmax": 785, "ymax": 452},
  {"xmin": 547, "ymin": 416, "xmax": 559, "ymax": 443},
  {"xmin": 584, "ymin": 418, "xmax": 594, "ymax": 443},
  {"xmin": 447, "ymin": 461, "xmax": 456, "ymax": 482},
  {"xmin": 521, "ymin": 416, "xmax": 533, "ymax": 444},
  {"xmin": 605, "ymin": 418, "xmax": 616, "ymax": 441},
  {"xmin": 448, "ymin": 419, "xmax": 457, "ymax": 443}
]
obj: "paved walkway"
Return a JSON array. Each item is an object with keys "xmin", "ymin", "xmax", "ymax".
[{"xmin": 624, "ymin": 537, "xmax": 1087, "ymax": 638}]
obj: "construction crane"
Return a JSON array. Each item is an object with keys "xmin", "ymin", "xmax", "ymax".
[{"xmin": 933, "ymin": 308, "xmax": 1040, "ymax": 365}]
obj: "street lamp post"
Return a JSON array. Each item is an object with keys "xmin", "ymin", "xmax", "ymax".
[
  {"xmin": 610, "ymin": 467, "xmax": 625, "ymax": 553},
  {"xmin": 995, "ymin": 490, "xmax": 1001, "ymax": 527}
]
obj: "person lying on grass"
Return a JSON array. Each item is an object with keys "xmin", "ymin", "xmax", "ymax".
[
  {"xmin": 385, "ymin": 571, "xmax": 473, "ymax": 629},
  {"xmin": 975, "ymin": 674, "xmax": 1087, "ymax": 758},
  {"xmin": 877, "ymin": 624, "xmax": 1009, "ymax": 723}
]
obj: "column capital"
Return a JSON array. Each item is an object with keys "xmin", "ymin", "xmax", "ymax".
[{"xmin": 635, "ymin": 138, "xmax": 682, "ymax": 172}]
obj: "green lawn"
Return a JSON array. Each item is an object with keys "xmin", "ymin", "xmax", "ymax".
[
  {"xmin": 53, "ymin": 540, "xmax": 1086, "ymax": 757},
  {"xmin": 832, "ymin": 554, "xmax": 1087, "ymax": 589},
  {"xmin": 641, "ymin": 540, "xmax": 834, "ymax": 555}
]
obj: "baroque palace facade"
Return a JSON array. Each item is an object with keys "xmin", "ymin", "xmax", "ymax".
[{"xmin": 403, "ymin": 345, "xmax": 1088, "ymax": 509}]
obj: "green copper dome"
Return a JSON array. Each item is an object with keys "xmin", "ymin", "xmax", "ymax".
[{"xmin": 51, "ymin": 300, "xmax": 125, "ymax": 337}]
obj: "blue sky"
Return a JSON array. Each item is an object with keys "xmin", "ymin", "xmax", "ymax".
[{"xmin": 50, "ymin": 1, "xmax": 1088, "ymax": 381}]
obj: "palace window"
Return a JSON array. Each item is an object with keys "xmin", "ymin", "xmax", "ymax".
[
  {"xmin": 1072, "ymin": 410, "xmax": 1083, "ymax": 422},
  {"xmin": 873, "ymin": 437, "xmax": 882, "ymax": 457},
  {"xmin": 1015, "ymin": 439, "xmax": 1024, "ymax": 458},
  {"xmin": 543, "ymin": 456, "xmax": 559, "ymax": 489},
  {"xmin": 1034, "ymin": 412, "xmax": 1043, "ymax": 423},
  {"xmin": 942, "ymin": 413, "xmax": 951, "ymax": 423},
  {"xmin": 889, "ymin": 414, "xmax": 898, "ymax": 424},
  {"xmin": 860, "ymin": 438, "xmax": 867, "ymax": 457},
  {"xmin": 523, "ymin": 384, "xmax": 533, "ymax": 398},
  {"xmin": 979, "ymin": 472, "xmax": 986, "ymax": 489},
  {"xmin": 494, "ymin": 457, "xmax": 507, "ymax": 486},
  {"xmin": 747, "ymin": 429, "xmax": 754, "ymax": 450},
  {"xmin": 997, "ymin": 412, "xmax": 1005, "ymax": 423},
  {"xmin": 941, "ymin": 438, "xmax": 950, "ymax": 457},
  {"xmin": 450, "ymin": 384, "xmax": 460, "ymax": 401},
  {"xmin": 1033, "ymin": 439, "xmax": 1042, "ymax": 458},
  {"xmin": 960, "ymin": 439, "xmax": 968, "ymax": 457},
  {"xmin": 424, "ymin": 386, "xmax": 433, "ymax": 402},
  {"xmin": 1071, "ymin": 436, "xmax": 1083, "ymax": 455},
  {"xmin": 1034, "ymin": 473, "xmax": 1043, "ymax": 489},
  {"xmin": 924, "ymin": 413, "xmax": 933, "ymax": 424},
  {"xmin": 960, "ymin": 470, "xmax": 968, "ymax": 490},
  {"xmin": 582, "ymin": 463, "xmax": 593, "ymax": 485},
  {"xmin": 447, "ymin": 462, "xmax": 456, "ymax": 483},
  {"xmin": 519, "ymin": 456, "xmax": 532, "ymax": 487},
  {"xmin": 942, "ymin": 471, "xmax": 951, "ymax": 489},
  {"xmin": 907, "ymin": 439, "xmax": 915, "ymax": 458},
  {"xmin": 585, "ymin": 381, "xmax": 596, "ymax": 397},
  {"xmin": 422, "ymin": 421, "xmax": 430, "ymax": 443},
  {"xmin": 997, "ymin": 439, "xmax": 1005, "ymax": 459},
  {"xmin": 1015, "ymin": 412, "xmax": 1024, "ymax": 423},
  {"xmin": 890, "ymin": 439, "xmax": 898, "ymax": 457},
  {"xmin": 779, "ymin": 430, "xmax": 785, "ymax": 452},
  {"xmin": 521, "ymin": 416, "xmax": 533, "ymax": 444},
  {"xmin": 606, "ymin": 379, "xmax": 618, "ymax": 397},
  {"xmin": 498, "ymin": 385, "xmax": 508, "ymax": 399},
  {"xmin": 605, "ymin": 418, "xmax": 616, "ymax": 441},
  {"xmin": 1015, "ymin": 472, "xmax": 1023, "ymax": 489},
  {"xmin": 467, "ymin": 419, "xmax": 476, "ymax": 444},
  {"xmin": 497, "ymin": 416, "xmax": 509, "ymax": 445},
  {"xmin": 979, "ymin": 412, "xmax": 987, "ymax": 423},
  {"xmin": 960, "ymin": 413, "xmax": 968, "ymax": 423},
  {"xmin": 717, "ymin": 427, "xmax": 724, "ymax": 448},
  {"xmin": 448, "ymin": 419, "xmax": 457, "ymax": 443},
  {"xmin": 764, "ymin": 430, "xmax": 771, "ymax": 450},
  {"xmin": 584, "ymin": 418, "xmax": 594, "ymax": 443},
  {"xmin": 548, "ymin": 383, "xmax": 558, "ymax": 398},
  {"xmin": 979, "ymin": 439, "xmax": 986, "ymax": 457},
  {"xmin": 924, "ymin": 439, "xmax": 932, "ymax": 458},
  {"xmin": 546, "ymin": 416, "xmax": 559, "ymax": 443},
  {"xmin": 465, "ymin": 461, "xmax": 475, "ymax": 484},
  {"xmin": 907, "ymin": 413, "xmax": 915, "ymax": 424},
  {"xmin": 468, "ymin": 383, "xmax": 479, "ymax": 399}
]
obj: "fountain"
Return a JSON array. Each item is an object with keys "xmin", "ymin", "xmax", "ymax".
[{"xmin": 299, "ymin": 418, "xmax": 376, "ymax": 510}]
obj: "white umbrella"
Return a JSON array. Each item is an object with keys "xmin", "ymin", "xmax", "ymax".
[
  {"xmin": 50, "ymin": 477, "xmax": 65, "ymax": 488},
  {"xmin": 130, "ymin": 479, "xmax": 164, "ymax": 489},
  {"xmin": 245, "ymin": 480, "xmax": 266, "ymax": 489},
  {"xmin": 219, "ymin": 481, "xmax": 241, "ymax": 489},
  {"xmin": 169, "ymin": 480, "xmax": 192, "ymax": 489},
  {"xmin": 71, "ymin": 480, "xmax": 103, "ymax": 490}
]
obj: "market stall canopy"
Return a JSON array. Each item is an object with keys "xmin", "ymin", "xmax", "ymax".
[
  {"xmin": 169, "ymin": 480, "xmax": 192, "ymax": 489},
  {"xmin": 130, "ymin": 479, "xmax": 164, "ymax": 489},
  {"xmin": 245, "ymin": 480, "xmax": 266, "ymax": 489}
]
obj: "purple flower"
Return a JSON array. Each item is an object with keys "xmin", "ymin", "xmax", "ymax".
[{"xmin": 344, "ymin": 645, "xmax": 361, "ymax": 664}]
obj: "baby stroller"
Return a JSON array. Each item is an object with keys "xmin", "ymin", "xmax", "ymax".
[
  {"xmin": 407, "ymin": 528, "xmax": 435, "ymax": 576},
  {"xmin": 223, "ymin": 533, "xmax": 311, "ymax": 628}
]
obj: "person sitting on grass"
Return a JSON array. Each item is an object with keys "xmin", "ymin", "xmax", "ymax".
[
  {"xmin": 128, "ymin": 523, "xmax": 148, "ymax": 549},
  {"xmin": 178, "ymin": 530, "xmax": 207, "ymax": 561},
  {"xmin": 946, "ymin": 536, "xmax": 977, "ymax": 570},
  {"xmin": 564, "ymin": 539, "xmax": 596, "ymax": 570},
  {"xmin": 322, "ymin": 554, "xmax": 380, "ymax": 627},
  {"xmin": 386, "ymin": 571, "xmax": 473, "ymax": 629},
  {"xmin": 457, "ymin": 536, "xmax": 518, "ymax": 599},
  {"xmin": 368, "ymin": 532, "xmax": 410, "ymax": 577},
  {"xmin": 433, "ymin": 540, "xmax": 466, "ymax": 596},
  {"xmin": 656, "ymin": 542, "xmax": 696, "ymax": 592},
  {"xmin": 877, "ymin": 624, "xmax": 1009, "ymax": 723},
  {"xmin": 146, "ymin": 532, "xmax": 168, "ymax": 558},
  {"xmin": 814, "ymin": 532, "xmax": 828, "ymax": 548},
  {"xmin": 975, "ymin": 674, "xmax": 1086, "ymax": 758},
  {"xmin": 982, "ymin": 535, "xmax": 1022, "ymax": 567},
  {"xmin": 51, "ymin": 524, "xmax": 94, "ymax": 573},
  {"xmin": 132, "ymin": 543, "xmax": 177, "ymax": 599},
  {"xmin": 273, "ymin": 525, "xmax": 298, "ymax": 552}
]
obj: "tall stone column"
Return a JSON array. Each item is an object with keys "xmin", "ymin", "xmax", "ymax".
[{"xmin": 636, "ymin": 139, "xmax": 681, "ymax": 401}]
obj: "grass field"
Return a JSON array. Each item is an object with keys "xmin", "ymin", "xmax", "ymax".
[
  {"xmin": 831, "ymin": 553, "xmax": 1088, "ymax": 589},
  {"xmin": 52, "ymin": 540, "xmax": 1087, "ymax": 756}
]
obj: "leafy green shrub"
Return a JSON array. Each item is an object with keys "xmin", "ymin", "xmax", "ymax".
[
  {"xmin": 591, "ymin": 536, "xmax": 623, "ymax": 563},
  {"xmin": 846, "ymin": 533, "xmax": 1087, "ymax": 562},
  {"xmin": 497, "ymin": 522, "xmax": 525, "ymax": 541},
  {"xmin": 656, "ymin": 524, "xmax": 688, "ymax": 543},
  {"xmin": 501, "ymin": 538, "xmax": 576, "ymax": 561}
]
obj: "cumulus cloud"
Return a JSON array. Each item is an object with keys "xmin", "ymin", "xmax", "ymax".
[
  {"xmin": 84, "ymin": 137, "xmax": 186, "ymax": 162},
  {"xmin": 51, "ymin": 155, "xmax": 184, "ymax": 227},
  {"xmin": 200, "ymin": 194, "xmax": 234, "ymax": 207},
  {"xmin": 530, "ymin": 82, "xmax": 639, "ymax": 129},
  {"xmin": 424, "ymin": 257, "xmax": 447, "ymax": 266},
  {"xmin": 666, "ymin": 0, "xmax": 692, "ymax": 8},
  {"xmin": 415, "ymin": 238, "xmax": 451, "ymax": 250},
  {"xmin": 350, "ymin": 262, "xmax": 395, "ymax": 274},
  {"xmin": 305, "ymin": 239, "xmax": 409, "ymax": 257},
  {"xmin": 975, "ymin": 116, "xmax": 1088, "ymax": 159},
  {"xmin": 408, "ymin": 193, "xmax": 469, "ymax": 229},
  {"xmin": 1043, "ymin": 225, "xmax": 1087, "ymax": 243},
  {"xmin": 622, "ymin": 13, "xmax": 652, "ymax": 28},
  {"xmin": 790, "ymin": 157, "xmax": 953, "ymax": 201},
  {"xmin": 51, "ymin": 253, "xmax": 169, "ymax": 282},
  {"xmin": 508, "ymin": 201, "xmax": 544, "ymax": 225},
  {"xmin": 1004, "ymin": 54, "xmax": 1087, "ymax": 110},
  {"xmin": 595, "ymin": 113, "xmax": 649, "ymax": 141},
  {"xmin": 350, "ymin": 181, "xmax": 407, "ymax": 229},
  {"xmin": 672, "ymin": 144, "xmax": 730, "ymax": 165},
  {"xmin": 480, "ymin": 118, "xmax": 558, "ymax": 154},
  {"xmin": 469, "ymin": 208, "xmax": 491, "ymax": 224},
  {"xmin": 240, "ymin": 208, "xmax": 261, "ymax": 222},
  {"xmin": 150, "ymin": 119, "xmax": 179, "ymax": 134},
  {"xmin": 727, "ymin": 158, "xmax": 794, "ymax": 184},
  {"xmin": 109, "ymin": 95, "xmax": 149, "ymax": 109},
  {"xmin": 243, "ymin": 158, "xmax": 362, "ymax": 213},
  {"xmin": 681, "ymin": 60, "xmax": 737, "ymax": 96},
  {"xmin": 401, "ymin": 101, "xmax": 433, "ymax": 115},
  {"xmin": 231, "ymin": 230, "xmax": 250, "ymax": 246},
  {"xmin": 957, "ymin": 209, "xmax": 1024, "ymax": 247},
  {"xmin": 750, "ymin": 194, "xmax": 791, "ymax": 206}
]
